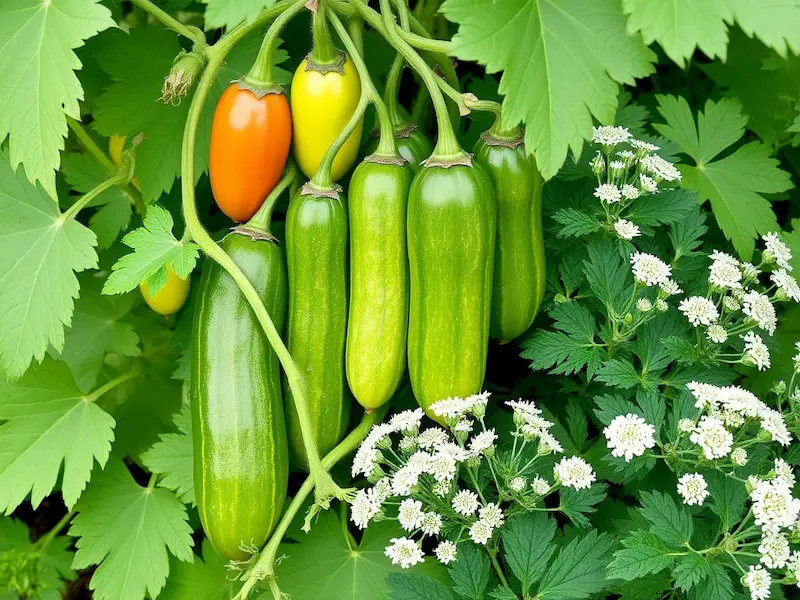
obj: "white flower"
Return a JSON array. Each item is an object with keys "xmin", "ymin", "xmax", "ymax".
[
  {"xmin": 469, "ymin": 519, "xmax": 495, "ymax": 545},
  {"xmin": 352, "ymin": 445, "xmax": 379, "ymax": 478},
  {"xmin": 603, "ymin": 414, "xmax": 656, "ymax": 462},
  {"xmin": 614, "ymin": 218, "xmax": 641, "ymax": 239},
  {"xmin": 679, "ymin": 296, "xmax": 719, "ymax": 326},
  {"xmin": 392, "ymin": 465, "xmax": 421, "ymax": 496},
  {"xmin": 724, "ymin": 296, "xmax": 741, "ymax": 311},
  {"xmin": 554, "ymin": 456, "xmax": 596, "ymax": 490},
  {"xmin": 742, "ymin": 262, "xmax": 762, "ymax": 280},
  {"xmin": 466, "ymin": 391, "xmax": 491, "ymax": 417},
  {"xmin": 406, "ymin": 451, "xmax": 432, "ymax": 472},
  {"xmin": 351, "ymin": 488, "xmax": 382, "ymax": 529},
  {"xmin": 794, "ymin": 341, "xmax": 800, "ymax": 374},
  {"xmin": 421, "ymin": 512, "xmax": 443, "ymax": 536},
  {"xmin": 592, "ymin": 125, "xmax": 631, "ymax": 146},
  {"xmin": 432, "ymin": 481, "xmax": 451, "ymax": 497},
  {"xmin": 659, "ymin": 279, "xmax": 683, "ymax": 296},
  {"xmin": 709, "ymin": 252, "xmax": 742, "ymax": 290},
  {"xmin": 391, "ymin": 409, "xmax": 425, "ymax": 433},
  {"xmin": 743, "ymin": 290, "xmax": 777, "ymax": 335},
  {"xmin": 631, "ymin": 139, "xmax": 660, "ymax": 152},
  {"xmin": 385, "ymin": 537, "xmax": 424, "ymax": 569},
  {"xmin": 787, "ymin": 551, "xmax": 800, "ymax": 582},
  {"xmin": 687, "ymin": 381, "xmax": 724, "ymax": 411},
  {"xmin": 655, "ymin": 299, "xmax": 668, "ymax": 312},
  {"xmin": 430, "ymin": 396, "xmax": 472, "ymax": 420},
  {"xmin": 689, "ymin": 416, "xmax": 733, "ymax": 459},
  {"xmin": 761, "ymin": 408, "xmax": 792, "ymax": 446},
  {"xmin": 677, "ymin": 473, "xmax": 709, "ymax": 506},
  {"xmin": 731, "ymin": 447, "xmax": 748, "ymax": 466},
  {"xmin": 479, "ymin": 503, "xmax": 505, "ymax": 528},
  {"xmin": 468, "ymin": 429, "xmax": 497, "ymax": 456},
  {"xmin": 742, "ymin": 331, "xmax": 771, "ymax": 371},
  {"xmin": 418, "ymin": 428, "xmax": 448, "ymax": 449},
  {"xmin": 678, "ymin": 418, "xmax": 696, "ymax": 433},
  {"xmin": 609, "ymin": 160, "xmax": 626, "ymax": 172},
  {"xmin": 454, "ymin": 419, "xmax": 473, "ymax": 433},
  {"xmin": 594, "ymin": 183, "xmax": 622, "ymax": 204},
  {"xmin": 641, "ymin": 154, "xmax": 682, "ymax": 182},
  {"xmin": 536, "ymin": 429, "xmax": 564, "ymax": 455},
  {"xmin": 763, "ymin": 231, "xmax": 793, "ymax": 271},
  {"xmin": 706, "ymin": 324, "xmax": 728, "ymax": 343},
  {"xmin": 744, "ymin": 564, "xmax": 772, "ymax": 600},
  {"xmin": 398, "ymin": 498, "xmax": 425, "ymax": 531},
  {"xmin": 722, "ymin": 409, "xmax": 745, "ymax": 429},
  {"xmin": 509, "ymin": 477, "xmax": 526, "ymax": 492},
  {"xmin": 631, "ymin": 252, "xmax": 672, "ymax": 286},
  {"xmin": 720, "ymin": 385, "xmax": 766, "ymax": 418},
  {"xmin": 373, "ymin": 478, "xmax": 392, "ymax": 503},
  {"xmin": 617, "ymin": 150, "xmax": 636, "ymax": 162},
  {"xmin": 759, "ymin": 532, "xmax": 790, "ymax": 568},
  {"xmin": 639, "ymin": 173, "xmax": 657, "ymax": 193},
  {"xmin": 399, "ymin": 435, "xmax": 418, "ymax": 453},
  {"xmin": 620, "ymin": 183, "xmax": 640, "ymax": 200},
  {"xmin": 438, "ymin": 442, "xmax": 470, "ymax": 462},
  {"xmin": 590, "ymin": 152, "xmax": 605, "ymax": 175},
  {"xmin": 434, "ymin": 541, "xmax": 457, "ymax": 565},
  {"xmin": 772, "ymin": 269, "xmax": 800, "ymax": 302},
  {"xmin": 774, "ymin": 459, "xmax": 795, "ymax": 487},
  {"xmin": 636, "ymin": 297, "xmax": 653, "ymax": 312},
  {"xmin": 506, "ymin": 399, "xmax": 541, "ymax": 416},
  {"xmin": 532, "ymin": 477, "xmax": 551, "ymax": 495},
  {"xmin": 452, "ymin": 489, "xmax": 479, "ymax": 516},
  {"xmin": 751, "ymin": 479, "xmax": 800, "ymax": 533},
  {"xmin": 427, "ymin": 450, "xmax": 458, "ymax": 483}
]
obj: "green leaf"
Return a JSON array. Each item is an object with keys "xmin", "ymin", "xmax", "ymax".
[
  {"xmin": 566, "ymin": 398, "xmax": 589, "ymax": 452},
  {"xmin": 653, "ymin": 96, "xmax": 792, "ymax": 259},
  {"xmin": 386, "ymin": 573, "xmax": 455, "ymax": 600},
  {"xmin": 624, "ymin": 188, "xmax": 699, "ymax": 227},
  {"xmin": 0, "ymin": 0, "xmax": 115, "ymax": 196},
  {"xmin": 583, "ymin": 240, "xmax": 632, "ymax": 315},
  {"xmin": 0, "ymin": 357, "xmax": 115, "ymax": 513},
  {"xmin": 448, "ymin": 543, "xmax": 490, "ymax": 600},
  {"xmin": 440, "ymin": 0, "xmax": 655, "ymax": 179},
  {"xmin": 594, "ymin": 394, "xmax": 640, "ymax": 426},
  {"xmin": 639, "ymin": 491, "xmax": 693, "ymax": 547},
  {"xmin": 553, "ymin": 209, "xmax": 603, "ymax": 238},
  {"xmin": 102, "ymin": 205, "xmax": 198, "ymax": 296},
  {"xmin": 635, "ymin": 389, "xmax": 666, "ymax": 440},
  {"xmin": 488, "ymin": 587, "xmax": 518, "ymax": 600},
  {"xmin": 622, "ymin": 0, "xmax": 731, "ymax": 67},
  {"xmin": 502, "ymin": 513, "xmax": 557, "ymax": 594},
  {"xmin": 69, "ymin": 460, "xmax": 194, "ymax": 600},
  {"xmin": 535, "ymin": 530, "xmax": 614, "ymax": 600},
  {"xmin": 596, "ymin": 359, "xmax": 642, "ymax": 389},
  {"xmin": 558, "ymin": 484, "xmax": 607, "ymax": 529},
  {"xmin": 705, "ymin": 471, "xmax": 747, "ymax": 530},
  {"xmin": 0, "ymin": 517, "xmax": 76, "ymax": 599},
  {"xmin": 615, "ymin": 572, "xmax": 672, "ymax": 600},
  {"xmin": 159, "ymin": 540, "xmax": 238, "ymax": 600},
  {"xmin": 670, "ymin": 208, "xmax": 708, "ymax": 260},
  {"xmin": 729, "ymin": 0, "xmax": 800, "ymax": 58},
  {"xmin": 606, "ymin": 530, "xmax": 674, "ymax": 581},
  {"xmin": 687, "ymin": 563, "xmax": 734, "ymax": 600},
  {"xmin": 0, "ymin": 151, "xmax": 98, "ymax": 379},
  {"xmin": 202, "ymin": 0, "xmax": 276, "ymax": 30},
  {"xmin": 141, "ymin": 404, "xmax": 194, "ymax": 505},
  {"xmin": 673, "ymin": 553, "xmax": 712, "ymax": 591}
]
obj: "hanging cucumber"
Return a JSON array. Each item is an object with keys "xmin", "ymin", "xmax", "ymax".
[{"xmin": 474, "ymin": 129, "xmax": 545, "ymax": 342}]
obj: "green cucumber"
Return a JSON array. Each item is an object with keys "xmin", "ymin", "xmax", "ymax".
[{"xmin": 363, "ymin": 125, "xmax": 433, "ymax": 172}]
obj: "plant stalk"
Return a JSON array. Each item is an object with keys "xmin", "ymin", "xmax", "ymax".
[
  {"xmin": 130, "ymin": 0, "xmax": 206, "ymax": 45},
  {"xmin": 245, "ymin": 161, "xmax": 298, "ymax": 233},
  {"xmin": 310, "ymin": 0, "xmax": 340, "ymax": 65},
  {"xmin": 243, "ymin": 0, "xmax": 306, "ymax": 90},
  {"xmin": 61, "ymin": 171, "xmax": 130, "ymax": 222}
]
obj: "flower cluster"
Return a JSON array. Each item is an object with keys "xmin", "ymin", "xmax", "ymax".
[
  {"xmin": 349, "ymin": 393, "xmax": 596, "ymax": 569},
  {"xmin": 590, "ymin": 126, "xmax": 681, "ymax": 241}
]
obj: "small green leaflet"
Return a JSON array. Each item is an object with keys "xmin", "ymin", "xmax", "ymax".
[
  {"xmin": 159, "ymin": 540, "xmax": 240, "ymax": 600},
  {"xmin": 0, "ymin": 0, "xmax": 115, "ymax": 197},
  {"xmin": 535, "ymin": 530, "xmax": 615, "ymax": 600},
  {"xmin": 202, "ymin": 0, "xmax": 277, "ymax": 30},
  {"xmin": 440, "ymin": 0, "xmax": 655, "ymax": 179},
  {"xmin": 687, "ymin": 563, "xmax": 734, "ymax": 600},
  {"xmin": 448, "ymin": 543, "xmax": 490, "ymax": 600},
  {"xmin": 0, "ymin": 357, "xmax": 115, "ymax": 514},
  {"xmin": 653, "ymin": 95, "xmax": 792, "ymax": 260},
  {"xmin": 552, "ymin": 208, "xmax": 603, "ymax": 239},
  {"xmin": 558, "ymin": 484, "xmax": 607, "ymax": 529},
  {"xmin": 638, "ymin": 490, "xmax": 693, "ymax": 547},
  {"xmin": 102, "ymin": 205, "xmax": 199, "ymax": 296},
  {"xmin": 672, "ymin": 553, "xmax": 713, "ymax": 591},
  {"xmin": 141, "ymin": 404, "xmax": 195, "ymax": 505},
  {"xmin": 386, "ymin": 573, "xmax": 456, "ymax": 600},
  {"xmin": 69, "ymin": 460, "xmax": 194, "ymax": 600},
  {"xmin": 0, "ymin": 517, "xmax": 76, "ymax": 600},
  {"xmin": 502, "ymin": 513, "xmax": 557, "ymax": 594},
  {"xmin": 607, "ymin": 530, "xmax": 674, "ymax": 581},
  {"xmin": 0, "ymin": 151, "xmax": 98, "ymax": 380}
]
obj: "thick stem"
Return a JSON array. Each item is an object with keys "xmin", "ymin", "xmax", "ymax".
[
  {"xmin": 310, "ymin": 0, "xmax": 340, "ymax": 65},
  {"xmin": 130, "ymin": 0, "xmax": 205, "ymax": 45},
  {"xmin": 233, "ymin": 404, "xmax": 391, "ymax": 600},
  {"xmin": 347, "ymin": 0, "xmax": 365, "ymax": 56},
  {"xmin": 180, "ymin": 0, "xmax": 347, "ymax": 509},
  {"xmin": 243, "ymin": 0, "xmax": 306, "ymax": 90},
  {"xmin": 328, "ymin": 11, "xmax": 397, "ymax": 158},
  {"xmin": 245, "ymin": 161, "xmax": 297, "ymax": 233},
  {"xmin": 384, "ymin": 53, "xmax": 406, "ymax": 128}
]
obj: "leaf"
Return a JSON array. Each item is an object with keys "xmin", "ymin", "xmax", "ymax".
[
  {"xmin": 635, "ymin": 389, "xmax": 666, "ymax": 440},
  {"xmin": 159, "ymin": 540, "xmax": 238, "ymax": 600},
  {"xmin": 606, "ymin": 530, "xmax": 674, "ymax": 581},
  {"xmin": 386, "ymin": 573, "xmax": 455, "ymax": 600},
  {"xmin": 0, "ymin": 357, "xmax": 115, "ymax": 513},
  {"xmin": 553, "ymin": 209, "xmax": 603, "ymax": 238},
  {"xmin": 583, "ymin": 239, "xmax": 632, "ymax": 315},
  {"xmin": 596, "ymin": 359, "xmax": 642, "ymax": 389},
  {"xmin": 0, "ymin": 0, "xmax": 115, "ymax": 196},
  {"xmin": 639, "ymin": 491, "xmax": 693, "ymax": 547},
  {"xmin": 0, "ymin": 151, "xmax": 98, "ymax": 379},
  {"xmin": 670, "ymin": 208, "xmax": 708, "ymax": 260},
  {"xmin": 102, "ymin": 205, "xmax": 199, "ymax": 296},
  {"xmin": 624, "ymin": 188, "xmax": 699, "ymax": 227},
  {"xmin": 594, "ymin": 394, "xmax": 640, "ymax": 426},
  {"xmin": 673, "ymin": 553, "xmax": 712, "ymax": 591},
  {"xmin": 729, "ymin": 0, "xmax": 800, "ymax": 58},
  {"xmin": 141, "ymin": 404, "xmax": 194, "ymax": 505},
  {"xmin": 687, "ymin": 563, "xmax": 734, "ymax": 600},
  {"xmin": 653, "ymin": 96, "xmax": 792, "ymax": 259},
  {"xmin": 705, "ymin": 471, "xmax": 747, "ymax": 530},
  {"xmin": 69, "ymin": 460, "xmax": 194, "ymax": 600},
  {"xmin": 566, "ymin": 398, "xmax": 589, "ymax": 451},
  {"xmin": 615, "ymin": 572, "xmax": 672, "ymax": 600},
  {"xmin": 622, "ymin": 0, "xmax": 731, "ymax": 67},
  {"xmin": 535, "ymin": 530, "xmax": 614, "ymax": 600},
  {"xmin": 202, "ymin": 0, "xmax": 276, "ymax": 30},
  {"xmin": 488, "ymin": 587, "xmax": 519, "ymax": 600},
  {"xmin": 448, "ymin": 543, "xmax": 490, "ymax": 600},
  {"xmin": 440, "ymin": 0, "xmax": 655, "ymax": 179},
  {"xmin": 502, "ymin": 513, "xmax": 557, "ymax": 594},
  {"xmin": 558, "ymin": 484, "xmax": 607, "ymax": 529}
]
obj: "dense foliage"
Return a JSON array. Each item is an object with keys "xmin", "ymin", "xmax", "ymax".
[{"xmin": 1, "ymin": 1, "xmax": 800, "ymax": 600}]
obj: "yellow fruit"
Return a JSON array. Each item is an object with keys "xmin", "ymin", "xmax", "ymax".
[{"xmin": 140, "ymin": 267, "xmax": 190, "ymax": 316}]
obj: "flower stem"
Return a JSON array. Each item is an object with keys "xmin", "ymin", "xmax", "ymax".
[
  {"xmin": 130, "ymin": 0, "xmax": 205, "ymax": 45},
  {"xmin": 489, "ymin": 546, "xmax": 509, "ymax": 588}
]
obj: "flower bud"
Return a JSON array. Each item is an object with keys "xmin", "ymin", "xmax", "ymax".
[{"xmin": 160, "ymin": 48, "xmax": 206, "ymax": 105}]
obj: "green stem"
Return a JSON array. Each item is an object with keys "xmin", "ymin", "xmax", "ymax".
[
  {"xmin": 311, "ymin": 0, "xmax": 339, "ymax": 65},
  {"xmin": 489, "ymin": 547, "xmax": 510, "ymax": 588},
  {"xmin": 233, "ymin": 404, "xmax": 391, "ymax": 600},
  {"xmin": 179, "ymin": 0, "xmax": 347, "ymax": 512},
  {"xmin": 130, "ymin": 0, "xmax": 205, "ymax": 45},
  {"xmin": 61, "ymin": 171, "xmax": 129, "ymax": 222},
  {"xmin": 34, "ymin": 511, "xmax": 76, "ymax": 551},
  {"xmin": 384, "ymin": 53, "xmax": 406, "ymax": 128},
  {"xmin": 84, "ymin": 370, "xmax": 141, "ymax": 403},
  {"xmin": 66, "ymin": 117, "xmax": 145, "ymax": 215},
  {"xmin": 328, "ymin": 10, "xmax": 397, "ymax": 158},
  {"xmin": 398, "ymin": 29, "xmax": 451, "ymax": 54},
  {"xmin": 245, "ymin": 161, "xmax": 298, "ymax": 233},
  {"xmin": 347, "ymin": 0, "xmax": 365, "ymax": 56},
  {"xmin": 242, "ymin": 0, "xmax": 306, "ymax": 90}
]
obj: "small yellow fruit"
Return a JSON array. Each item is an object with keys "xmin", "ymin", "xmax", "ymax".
[{"xmin": 140, "ymin": 267, "xmax": 190, "ymax": 316}]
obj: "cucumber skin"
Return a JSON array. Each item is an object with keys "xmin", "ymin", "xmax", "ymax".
[
  {"xmin": 362, "ymin": 127, "xmax": 433, "ymax": 172},
  {"xmin": 473, "ymin": 136, "xmax": 545, "ymax": 342},
  {"xmin": 346, "ymin": 159, "xmax": 414, "ymax": 409},
  {"xmin": 284, "ymin": 189, "xmax": 351, "ymax": 470},
  {"xmin": 407, "ymin": 163, "xmax": 497, "ymax": 420},
  {"xmin": 191, "ymin": 231, "xmax": 289, "ymax": 561}
]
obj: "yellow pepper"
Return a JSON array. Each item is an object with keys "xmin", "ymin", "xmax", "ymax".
[{"xmin": 140, "ymin": 267, "xmax": 190, "ymax": 316}]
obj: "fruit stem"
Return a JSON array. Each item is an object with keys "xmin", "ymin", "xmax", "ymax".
[
  {"xmin": 384, "ymin": 53, "xmax": 406, "ymax": 129},
  {"xmin": 310, "ymin": 0, "xmax": 340, "ymax": 65},
  {"xmin": 245, "ymin": 160, "xmax": 298, "ymax": 233},
  {"xmin": 180, "ymin": 0, "xmax": 347, "ymax": 512},
  {"xmin": 243, "ymin": 0, "xmax": 306, "ymax": 90}
]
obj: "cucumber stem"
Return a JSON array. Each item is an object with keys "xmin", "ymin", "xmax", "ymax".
[
  {"xmin": 310, "ymin": 0, "xmax": 340, "ymax": 65},
  {"xmin": 245, "ymin": 160, "xmax": 298, "ymax": 233},
  {"xmin": 384, "ymin": 53, "xmax": 405, "ymax": 128},
  {"xmin": 179, "ymin": 0, "xmax": 350, "ymax": 514},
  {"xmin": 242, "ymin": 0, "xmax": 306, "ymax": 90}
]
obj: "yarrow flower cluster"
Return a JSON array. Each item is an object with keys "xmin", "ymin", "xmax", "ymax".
[{"xmin": 603, "ymin": 413, "xmax": 656, "ymax": 462}]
